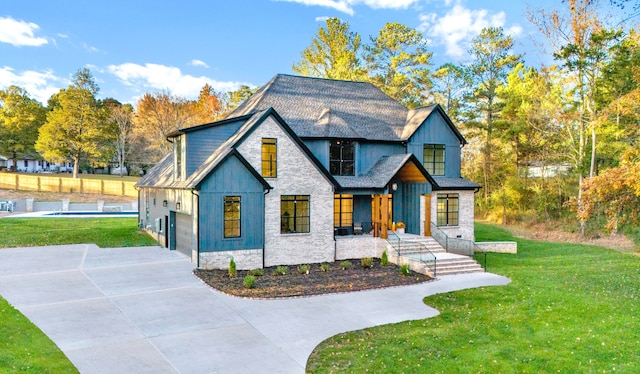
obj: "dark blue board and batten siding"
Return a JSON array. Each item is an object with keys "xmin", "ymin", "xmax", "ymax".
[
  {"xmin": 198, "ymin": 155, "xmax": 265, "ymax": 252},
  {"xmin": 407, "ymin": 111, "xmax": 462, "ymax": 178},
  {"xmin": 185, "ymin": 121, "xmax": 244, "ymax": 175}
]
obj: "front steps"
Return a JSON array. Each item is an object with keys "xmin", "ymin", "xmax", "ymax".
[{"xmin": 388, "ymin": 235, "xmax": 484, "ymax": 276}]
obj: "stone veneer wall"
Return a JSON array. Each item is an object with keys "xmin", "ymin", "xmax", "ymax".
[
  {"xmin": 335, "ymin": 236, "xmax": 388, "ymax": 260},
  {"xmin": 475, "ymin": 241, "xmax": 518, "ymax": 254},
  {"xmin": 430, "ymin": 190, "xmax": 475, "ymax": 241},
  {"xmin": 237, "ymin": 116, "xmax": 335, "ymax": 267},
  {"xmin": 199, "ymin": 249, "xmax": 263, "ymax": 270}
]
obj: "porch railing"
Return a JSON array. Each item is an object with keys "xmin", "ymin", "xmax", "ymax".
[
  {"xmin": 388, "ymin": 230, "xmax": 437, "ymax": 277},
  {"xmin": 430, "ymin": 222, "xmax": 486, "ymax": 272}
]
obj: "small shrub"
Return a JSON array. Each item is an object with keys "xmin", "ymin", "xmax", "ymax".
[
  {"xmin": 361, "ymin": 257, "xmax": 373, "ymax": 269},
  {"xmin": 274, "ymin": 265, "xmax": 288, "ymax": 276},
  {"xmin": 249, "ymin": 268, "xmax": 264, "ymax": 277},
  {"xmin": 381, "ymin": 250, "xmax": 389, "ymax": 266},
  {"xmin": 399, "ymin": 263, "xmax": 411, "ymax": 276},
  {"xmin": 297, "ymin": 264, "xmax": 311, "ymax": 274},
  {"xmin": 228, "ymin": 258, "xmax": 237, "ymax": 278},
  {"xmin": 340, "ymin": 260, "xmax": 352, "ymax": 270},
  {"xmin": 243, "ymin": 275, "xmax": 255, "ymax": 289},
  {"xmin": 320, "ymin": 263, "xmax": 330, "ymax": 272}
]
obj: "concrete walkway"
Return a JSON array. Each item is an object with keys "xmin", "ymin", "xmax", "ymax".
[{"xmin": 0, "ymin": 245, "xmax": 510, "ymax": 373}]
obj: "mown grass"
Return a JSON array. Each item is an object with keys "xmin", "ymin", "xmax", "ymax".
[
  {"xmin": 0, "ymin": 217, "xmax": 157, "ymax": 248},
  {"xmin": 307, "ymin": 222, "xmax": 639, "ymax": 373},
  {"xmin": 0, "ymin": 217, "xmax": 157, "ymax": 372}
]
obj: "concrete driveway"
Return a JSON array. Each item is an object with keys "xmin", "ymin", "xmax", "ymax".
[{"xmin": 0, "ymin": 245, "xmax": 510, "ymax": 373}]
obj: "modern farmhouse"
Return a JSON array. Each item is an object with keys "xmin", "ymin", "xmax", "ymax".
[{"xmin": 136, "ymin": 74, "xmax": 480, "ymax": 269}]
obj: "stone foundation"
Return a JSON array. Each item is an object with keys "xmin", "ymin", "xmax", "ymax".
[
  {"xmin": 199, "ymin": 249, "xmax": 264, "ymax": 270},
  {"xmin": 335, "ymin": 236, "xmax": 387, "ymax": 260}
]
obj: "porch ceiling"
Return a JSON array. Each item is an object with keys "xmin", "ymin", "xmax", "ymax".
[{"xmin": 396, "ymin": 162, "xmax": 428, "ymax": 183}]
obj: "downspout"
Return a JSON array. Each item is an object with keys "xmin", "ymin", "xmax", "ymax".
[
  {"xmin": 192, "ymin": 189, "xmax": 200, "ymax": 268},
  {"xmin": 263, "ymin": 188, "xmax": 270, "ymax": 269}
]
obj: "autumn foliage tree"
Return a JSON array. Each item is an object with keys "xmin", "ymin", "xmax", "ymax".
[
  {"xmin": 36, "ymin": 69, "xmax": 114, "ymax": 178},
  {"xmin": 0, "ymin": 86, "xmax": 46, "ymax": 169}
]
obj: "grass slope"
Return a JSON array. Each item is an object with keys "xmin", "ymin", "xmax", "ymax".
[
  {"xmin": 0, "ymin": 218, "xmax": 157, "ymax": 248},
  {"xmin": 0, "ymin": 217, "xmax": 157, "ymax": 372},
  {"xmin": 307, "ymin": 223, "xmax": 639, "ymax": 373}
]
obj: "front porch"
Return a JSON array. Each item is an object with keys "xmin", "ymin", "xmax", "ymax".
[{"xmin": 335, "ymin": 231, "xmax": 484, "ymax": 277}]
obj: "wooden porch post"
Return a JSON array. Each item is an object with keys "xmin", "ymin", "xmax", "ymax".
[
  {"xmin": 424, "ymin": 194, "xmax": 432, "ymax": 236},
  {"xmin": 380, "ymin": 194, "xmax": 389, "ymax": 239},
  {"xmin": 372, "ymin": 195, "xmax": 380, "ymax": 238}
]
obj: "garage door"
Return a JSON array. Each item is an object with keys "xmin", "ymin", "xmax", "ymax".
[{"xmin": 175, "ymin": 213, "xmax": 193, "ymax": 258}]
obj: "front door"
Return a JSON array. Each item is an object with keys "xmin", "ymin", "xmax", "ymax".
[{"xmin": 169, "ymin": 211, "xmax": 176, "ymax": 250}]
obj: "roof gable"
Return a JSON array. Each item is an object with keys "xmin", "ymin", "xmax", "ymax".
[{"xmin": 403, "ymin": 104, "xmax": 466, "ymax": 145}]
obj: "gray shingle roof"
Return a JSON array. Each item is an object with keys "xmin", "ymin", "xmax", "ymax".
[
  {"xmin": 433, "ymin": 177, "xmax": 481, "ymax": 190},
  {"xmin": 230, "ymin": 74, "xmax": 411, "ymax": 141},
  {"xmin": 336, "ymin": 154, "xmax": 429, "ymax": 189}
]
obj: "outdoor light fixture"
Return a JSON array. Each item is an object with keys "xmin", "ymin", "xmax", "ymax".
[
  {"xmin": 176, "ymin": 201, "xmax": 181, "ymax": 210},
  {"xmin": 162, "ymin": 200, "xmax": 168, "ymax": 207},
  {"xmin": 391, "ymin": 183, "xmax": 398, "ymax": 191}
]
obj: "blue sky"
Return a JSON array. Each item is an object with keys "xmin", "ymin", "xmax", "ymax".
[{"xmin": 0, "ymin": 0, "xmax": 622, "ymax": 105}]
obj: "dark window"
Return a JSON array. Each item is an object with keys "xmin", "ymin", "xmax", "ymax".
[
  {"xmin": 224, "ymin": 196, "xmax": 241, "ymax": 238},
  {"xmin": 281, "ymin": 195, "xmax": 310, "ymax": 233},
  {"xmin": 437, "ymin": 193, "xmax": 459, "ymax": 226},
  {"xmin": 334, "ymin": 194, "xmax": 353, "ymax": 228},
  {"xmin": 423, "ymin": 144, "xmax": 445, "ymax": 176},
  {"xmin": 261, "ymin": 138, "xmax": 277, "ymax": 177},
  {"xmin": 330, "ymin": 140, "xmax": 355, "ymax": 176}
]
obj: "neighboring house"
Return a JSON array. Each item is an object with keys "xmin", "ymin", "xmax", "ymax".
[
  {"xmin": 0, "ymin": 154, "xmax": 73, "ymax": 173},
  {"xmin": 137, "ymin": 74, "xmax": 480, "ymax": 269}
]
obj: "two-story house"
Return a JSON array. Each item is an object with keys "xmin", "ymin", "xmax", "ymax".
[{"xmin": 136, "ymin": 74, "xmax": 480, "ymax": 269}]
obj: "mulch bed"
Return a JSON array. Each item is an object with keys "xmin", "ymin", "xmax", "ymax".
[{"xmin": 194, "ymin": 258, "xmax": 433, "ymax": 298}]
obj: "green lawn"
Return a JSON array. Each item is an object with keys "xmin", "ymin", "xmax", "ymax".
[
  {"xmin": 0, "ymin": 217, "xmax": 157, "ymax": 372},
  {"xmin": 0, "ymin": 218, "xmax": 157, "ymax": 248},
  {"xmin": 307, "ymin": 223, "xmax": 640, "ymax": 373}
]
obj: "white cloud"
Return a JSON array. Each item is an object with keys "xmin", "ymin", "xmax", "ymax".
[
  {"xmin": 274, "ymin": 0, "xmax": 418, "ymax": 16},
  {"xmin": 418, "ymin": 1, "xmax": 522, "ymax": 58},
  {"xmin": 107, "ymin": 62, "xmax": 251, "ymax": 98},
  {"xmin": 315, "ymin": 16, "xmax": 330, "ymax": 22},
  {"xmin": 189, "ymin": 59, "xmax": 209, "ymax": 68},
  {"xmin": 0, "ymin": 17, "xmax": 48, "ymax": 47},
  {"xmin": 0, "ymin": 66, "xmax": 64, "ymax": 104}
]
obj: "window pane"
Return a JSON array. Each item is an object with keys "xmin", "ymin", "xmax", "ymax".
[
  {"xmin": 281, "ymin": 195, "xmax": 310, "ymax": 233},
  {"xmin": 261, "ymin": 138, "xmax": 277, "ymax": 177},
  {"xmin": 224, "ymin": 196, "xmax": 241, "ymax": 238}
]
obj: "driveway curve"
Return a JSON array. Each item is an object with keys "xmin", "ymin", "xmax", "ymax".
[{"xmin": 0, "ymin": 245, "xmax": 510, "ymax": 373}]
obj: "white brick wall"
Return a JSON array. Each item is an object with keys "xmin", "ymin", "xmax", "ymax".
[
  {"xmin": 335, "ymin": 236, "xmax": 387, "ymax": 260},
  {"xmin": 237, "ymin": 116, "xmax": 335, "ymax": 267},
  {"xmin": 430, "ymin": 190, "xmax": 475, "ymax": 241},
  {"xmin": 199, "ymin": 249, "xmax": 263, "ymax": 270}
]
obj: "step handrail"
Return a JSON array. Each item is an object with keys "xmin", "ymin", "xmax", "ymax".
[
  {"xmin": 430, "ymin": 222, "xmax": 486, "ymax": 272},
  {"xmin": 388, "ymin": 230, "xmax": 437, "ymax": 277}
]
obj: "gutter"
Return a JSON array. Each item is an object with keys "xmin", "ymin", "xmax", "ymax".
[
  {"xmin": 262, "ymin": 187, "xmax": 270, "ymax": 269},
  {"xmin": 192, "ymin": 189, "xmax": 200, "ymax": 268}
]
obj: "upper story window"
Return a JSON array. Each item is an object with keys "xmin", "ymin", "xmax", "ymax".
[
  {"xmin": 423, "ymin": 144, "xmax": 445, "ymax": 176},
  {"xmin": 330, "ymin": 140, "xmax": 355, "ymax": 176},
  {"xmin": 262, "ymin": 138, "xmax": 277, "ymax": 177}
]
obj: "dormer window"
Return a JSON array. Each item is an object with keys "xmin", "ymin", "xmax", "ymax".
[
  {"xmin": 174, "ymin": 135, "xmax": 185, "ymax": 181},
  {"xmin": 423, "ymin": 144, "xmax": 445, "ymax": 176},
  {"xmin": 330, "ymin": 140, "xmax": 354, "ymax": 176}
]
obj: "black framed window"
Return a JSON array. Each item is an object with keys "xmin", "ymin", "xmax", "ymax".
[
  {"xmin": 334, "ymin": 194, "xmax": 353, "ymax": 228},
  {"xmin": 330, "ymin": 140, "xmax": 355, "ymax": 176},
  {"xmin": 423, "ymin": 144, "xmax": 445, "ymax": 175},
  {"xmin": 224, "ymin": 196, "xmax": 241, "ymax": 238},
  {"xmin": 175, "ymin": 137, "xmax": 183, "ymax": 180},
  {"xmin": 281, "ymin": 195, "xmax": 310, "ymax": 233},
  {"xmin": 261, "ymin": 138, "xmax": 277, "ymax": 177},
  {"xmin": 437, "ymin": 193, "xmax": 459, "ymax": 226}
]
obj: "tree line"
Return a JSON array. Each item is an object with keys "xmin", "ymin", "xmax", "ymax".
[
  {"xmin": 0, "ymin": 68, "xmax": 255, "ymax": 178},
  {"xmin": 291, "ymin": 0, "xmax": 640, "ymax": 238}
]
